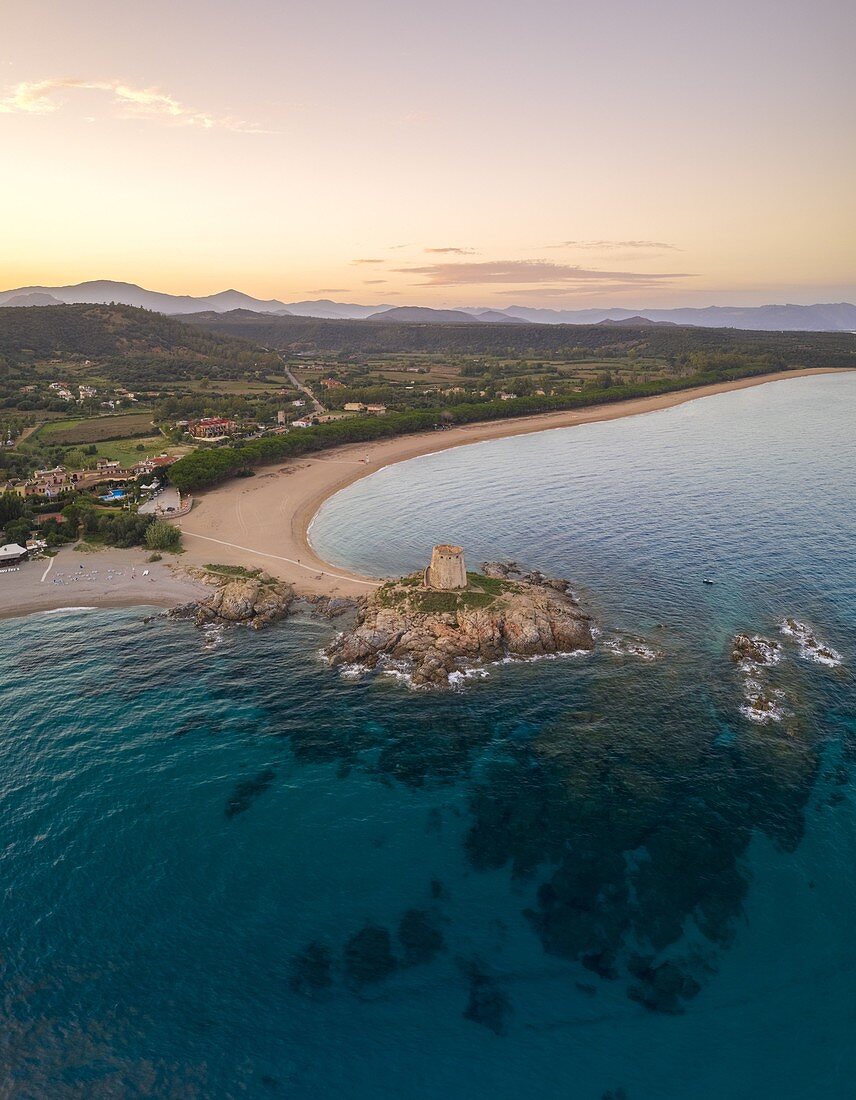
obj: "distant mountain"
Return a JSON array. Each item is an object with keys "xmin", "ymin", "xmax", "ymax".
[
  {"xmin": 366, "ymin": 306, "xmax": 482, "ymax": 324},
  {"xmin": 281, "ymin": 299, "xmax": 387, "ymax": 320},
  {"xmin": 594, "ymin": 315, "xmax": 678, "ymax": 328},
  {"xmin": 472, "ymin": 309, "xmax": 527, "ymax": 324},
  {"xmin": 500, "ymin": 303, "xmax": 856, "ymax": 332},
  {"xmin": 0, "ymin": 280, "xmax": 292, "ymax": 316},
  {"xmin": 5, "ymin": 292, "xmax": 64, "ymax": 307},
  {"xmin": 2, "ymin": 280, "xmax": 854, "ymax": 331}
]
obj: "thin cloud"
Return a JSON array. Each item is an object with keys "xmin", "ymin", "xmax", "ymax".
[
  {"xmin": 351, "ymin": 258, "xmax": 385, "ymax": 265},
  {"xmin": 393, "ymin": 259, "xmax": 694, "ymax": 287},
  {"xmin": 0, "ymin": 78, "xmax": 271, "ymax": 132},
  {"xmin": 553, "ymin": 240, "xmax": 680, "ymax": 251},
  {"xmin": 363, "ymin": 279, "xmax": 387, "ymax": 284},
  {"xmin": 425, "ymin": 246, "xmax": 477, "ymax": 255}
]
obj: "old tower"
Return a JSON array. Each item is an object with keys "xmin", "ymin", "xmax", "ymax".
[{"xmin": 425, "ymin": 544, "xmax": 467, "ymax": 590}]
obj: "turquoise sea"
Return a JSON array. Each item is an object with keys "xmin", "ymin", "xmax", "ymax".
[{"xmin": 3, "ymin": 373, "xmax": 855, "ymax": 1098}]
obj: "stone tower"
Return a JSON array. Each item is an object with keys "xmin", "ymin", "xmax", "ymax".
[{"xmin": 425, "ymin": 544, "xmax": 467, "ymax": 590}]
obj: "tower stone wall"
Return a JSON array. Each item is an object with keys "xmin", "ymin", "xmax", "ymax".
[{"xmin": 425, "ymin": 544, "xmax": 467, "ymax": 590}]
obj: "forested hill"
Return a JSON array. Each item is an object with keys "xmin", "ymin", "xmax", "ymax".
[
  {"xmin": 181, "ymin": 309, "xmax": 856, "ymax": 368},
  {"xmin": 0, "ymin": 303, "xmax": 280, "ymax": 381}
]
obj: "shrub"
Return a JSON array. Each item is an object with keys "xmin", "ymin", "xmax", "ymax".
[{"xmin": 144, "ymin": 520, "xmax": 181, "ymax": 552}]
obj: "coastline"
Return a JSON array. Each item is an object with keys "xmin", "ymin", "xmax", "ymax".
[
  {"xmin": 0, "ymin": 546, "xmax": 208, "ymax": 621},
  {"xmin": 173, "ymin": 367, "xmax": 849, "ymax": 599},
  {"xmin": 3, "ymin": 368, "xmax": 848, "ymax": 618}
]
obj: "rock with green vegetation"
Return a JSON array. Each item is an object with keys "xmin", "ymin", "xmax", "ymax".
[
  {"xmin": 325, "ymin": 563, "xmax": 595, "ymax": 687},
  {"xmin": 170, "ymin": 566, "xmax": 295, "ymax": 629}
]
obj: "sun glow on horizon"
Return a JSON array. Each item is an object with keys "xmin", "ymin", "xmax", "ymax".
[{"xmin": 2, "ymin": 0, "xmax": 854, "ymax": 308}]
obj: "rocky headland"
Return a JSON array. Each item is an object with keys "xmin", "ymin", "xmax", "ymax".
[
  {"xmin": 169, "ymin": 566, "xmax": 296, "ymax": 629},
  {"xmin": 325, "ymin": 560, "xmax": 596, "ymax": 687}
]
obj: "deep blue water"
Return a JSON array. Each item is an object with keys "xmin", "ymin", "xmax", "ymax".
[{"xmin": 3, "ymin": 373, "xmax": 855, "ymax": 1098}]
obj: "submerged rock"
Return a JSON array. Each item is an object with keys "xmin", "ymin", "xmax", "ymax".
[
  {"xmin": 343, "ymin": 924, "xmax": 398, "ymax": 986},
  {"xmin": 398, "ymin": 908, "xmax": 444, "ymax": 966},
  {"xmin": 326, "ymin": 564, "xmax": 596, "ymax": 688},
  {"xmin": 225, "ymin": 768, "xmax": 276, "ymax": 818},
  {"xmin": 289, "ymin": 941, "xmax": 333, "ymax": 995},
  {"xmin": 460, "ymin": 958, "xmax": 511, "ymax": 1035},
  {"xmin": 627, "ymin": 958, "xmax": 701, "ymax": 1015}
]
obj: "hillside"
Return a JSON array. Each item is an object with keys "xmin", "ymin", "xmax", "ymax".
[
  {"xmin": 179, "ymin": 309, "xmax": 856, "ymax": 368},
  {"xmin": 0, "ymin": 303, "xmax": 281, "ymax": 382}
]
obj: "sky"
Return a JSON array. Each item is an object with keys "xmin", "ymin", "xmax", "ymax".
[{"xmin": 1, "ymin": 0, "xmax": 854, "ymax": 308}]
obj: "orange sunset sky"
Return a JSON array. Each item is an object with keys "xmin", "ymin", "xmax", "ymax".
[{"xmin": 2, "ymin": 0, "xmax": 854, "ymax": 307}]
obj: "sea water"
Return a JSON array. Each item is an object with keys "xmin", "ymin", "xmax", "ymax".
[{"xmin": 2, "ymin": 373, "xmax": 855, "ymax": 1097}]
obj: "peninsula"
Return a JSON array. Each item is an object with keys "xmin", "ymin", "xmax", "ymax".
[{"xmin": 326, "ymin": 550, "xmax": 596, "ymax": 686}]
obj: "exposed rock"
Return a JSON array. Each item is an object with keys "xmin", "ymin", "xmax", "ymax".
[
  {"xmin": 780, "ymin": 618, "xmax": 843, "ymax": 667},
  {"xmin": 326, "ymin": 564, "xmax": 595, "ymax": 688},
  {"xmin": 170, "ymin": 569, "xmax": 295, "ymax": 630},
  {"xmin": 731, "ymin": 633, "xmax": 782, "ymax": 667},
  {"xmin": 731, "ymin": 633, "xmax": 787, "ymax": 723},
  {"xmin": 304, "ymin": 594, "xmax": 360, "ymax": 620}
]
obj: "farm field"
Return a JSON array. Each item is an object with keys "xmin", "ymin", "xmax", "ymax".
[{"xmin": 35, "ymin": 412, "xmax": 157, "ymax": 446}]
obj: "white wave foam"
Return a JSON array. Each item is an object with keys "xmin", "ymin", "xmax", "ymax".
[
  {"xmin": 779, "ymin": 619, "xmax": 842, "ymax": 667},
  {"xmin": 39, "ymin": 606, "xmax": 97, "ymax": 615}
]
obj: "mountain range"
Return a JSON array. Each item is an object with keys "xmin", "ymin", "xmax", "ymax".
[{"xmin": 1, "ymin": 280, "xmax": 855, "ymax": 332}]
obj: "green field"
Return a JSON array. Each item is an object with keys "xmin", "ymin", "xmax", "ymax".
[{"xmin": 36, "ymin": 413, "xmax": 156, "ymax": 446}]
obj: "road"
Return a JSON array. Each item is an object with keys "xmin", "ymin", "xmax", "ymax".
[{"xmin": 280, "ymin": 356, "xmax": 325, "ymax": 416}]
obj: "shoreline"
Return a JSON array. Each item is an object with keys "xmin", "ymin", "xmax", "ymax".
[
  {"xmin": 173, "ymin": 367, "xmax": 850, "ymax": 599},
  {"xmin": 0, "ymin": 546, "xmax": 208, "ymax": 621}
]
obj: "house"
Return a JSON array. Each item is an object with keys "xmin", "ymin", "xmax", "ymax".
[
  {"xmin": 292, "ymin": 418, "xmax": 314, "ymax": 429},
  {"xmin": 344, "ymin": 402, "xmax": 366, "ymax": 412},
  {"xmin": 498, "ymin": 392, "xmax": 518, "ymax": 401},
  {"xmin": 320, "ymin": 377, "xmax": 344, "ymax": 389},
  {"xmin": 187, "ymin": 417, "xmax": 238, "ymax": 439},
  {"xmin": 0, "ymin": 543, "xmax": 28, "ymax": 565},
  {"xmin": 292, "ymin": 399, "xmax": 306, "ymax": 408},
  {"xmin": 96, "ymin": 459, "xmax": 122, "ymax": 473},
  {"xmin": 366, "ymin": 404, "xmax": 387, "ymax": 415}
]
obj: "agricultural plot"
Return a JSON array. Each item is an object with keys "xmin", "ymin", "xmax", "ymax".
[{"xmin": 36, "ymin": 413, "xmax": 156, "ymax": 446}]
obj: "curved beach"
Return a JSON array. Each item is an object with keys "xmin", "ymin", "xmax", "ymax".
[{"xmin": 174, "ymin": 368, "xmax": 846, "ymax": 597}]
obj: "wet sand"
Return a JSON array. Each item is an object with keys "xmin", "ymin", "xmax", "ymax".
[
  {"xmin": 0, "ymin": 546, "xmax": 208, "ymax": 620},
  {"xmin": 174, "ymin": 368, "xmax": 848, "ymax": 598}
]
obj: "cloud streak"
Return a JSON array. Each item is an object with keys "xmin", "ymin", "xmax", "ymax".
[
  {"xmin": 425, "ymin": 246, "xmax": 477, "ymax": 255},
  {"xmin": 393, "ymin": 259, "xmax": 694, "ymax": 287},
  {"xmin": 0, "ymin": 78, "xmax": 270, "ymax": 132},
  {"xmin": 553, "ymin": 239, "xmax": 680, "ymax": 251}
]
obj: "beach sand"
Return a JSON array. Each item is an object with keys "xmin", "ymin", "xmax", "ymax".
[
  {"xmin": 174, "ymin": 368, "xmax": 847, "ymax": 598},
  {"xmin": 0, "ymin": 546, "xmax": 208, "ymax": 620}
]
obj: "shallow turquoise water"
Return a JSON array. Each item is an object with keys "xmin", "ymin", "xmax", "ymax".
[{"xmin": 3, "ymin": 373, "xmax": 855, "ymax": 1097}]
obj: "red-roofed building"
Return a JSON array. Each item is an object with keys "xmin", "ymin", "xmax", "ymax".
[{"xmin": 188, "ymin": 417, "xmax": 238, "ymax": 439}]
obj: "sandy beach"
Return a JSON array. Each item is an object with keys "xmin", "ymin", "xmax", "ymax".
[
  {"xmin": 174, "ymin": 368, "xmax": 848, "ymax": 598},
  {"xmin": 0, "ymin": 546, "xmax": 208, "ymax": 620}
]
